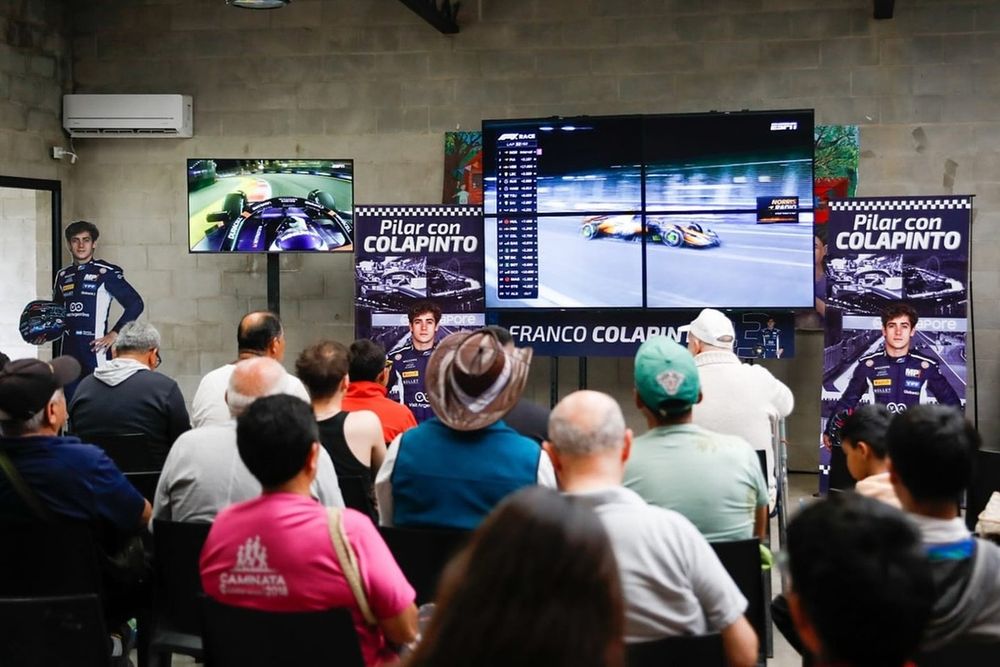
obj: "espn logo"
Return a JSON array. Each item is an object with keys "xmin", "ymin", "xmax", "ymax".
[
  {"xmin": 497, "ymin": 132, "xmax": 536, "ymax": 141},
  {"xmin": 770, "ymin": 122, "xmax": 798, "ymax": 131}
]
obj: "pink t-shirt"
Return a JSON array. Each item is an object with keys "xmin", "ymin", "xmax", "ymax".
[{"xmin": 200, "ymin": 492, "xmax": 415, "ymax": 666}]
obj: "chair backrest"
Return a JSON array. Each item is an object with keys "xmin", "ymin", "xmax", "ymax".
[
  {"xmin": 828, "ymin": 445, "xmax": 856, "ymax": 491},
  {"xmin": 338, "ymin": 475, "xmax": 377, "ymax": 523},
  {"xmin": 378, "ymin": 525, "xmax": 471, "ymax": 605},
  {"xmin": 83, "ymin": 432, "xmax": 157, "ymax": 473},
  {"xmin": 917, "ymin": 640, "xmax": 1000, "ymax": 666},
  {"xmin": 152, "ymin": 519, "xmax": 212, "ymax": 636},
  {"xmin": 125, "ymin": 471, "xmax": 160, "ymax": 501},
  {"xmin": 626, "ymin": 632, "xmax": 725, "ymax": 667},
  {"xmin": 710, "ymin": 538, "xmax": 765, "ymax": 647},
  {"xmin": 201, "ymin": 598, "xmax": 364, "ymax": 667},
  {"xmin": 966, "ymin": 449, "xmax": 1000, "ymax": 532},
  {"xmin": 0, "ymin": 520, "xmax": 104, "ymax": 598},
  {"xmin": 0, "ymin": 593, "xmax": 109, "ymax": 667}
]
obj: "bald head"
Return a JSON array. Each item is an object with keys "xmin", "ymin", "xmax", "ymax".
[
  {"xmin": 548, "ymin": 390, "xmax": 627, "ymax": 457},
  {"xmin": 237, "ymin": 311, "xmax": 285, "ymax": 360},
  {"xmin": 226, "ymin": 357, "xmax": 286, "ymax": 418}
]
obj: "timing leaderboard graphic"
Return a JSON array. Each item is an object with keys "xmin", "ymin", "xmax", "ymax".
[
  {"xmin": 495, "ymin": 131, "xmax": 539, "ymax": 300},
  {"xmin": 482, "ymin": 111, "xmax": 815, "ymax": 310}
]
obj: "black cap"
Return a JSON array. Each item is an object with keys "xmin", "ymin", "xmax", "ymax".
[{"xmin": 0, "ymin": 356, "xmax": 80, "ymax": 420}]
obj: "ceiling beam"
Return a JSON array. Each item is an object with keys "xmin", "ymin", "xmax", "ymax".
[{"xmin": 398, "ymin": 0, "xmax": 460, "ymax": 34}]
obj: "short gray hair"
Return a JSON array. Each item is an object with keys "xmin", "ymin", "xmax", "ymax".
[
  {"xmin": 115, "ymin": 321, "xmax": 160, "ymax": 353},
  {"xmin": 548, "ymin": 390, "xmax": 627, "ymax": 456}
]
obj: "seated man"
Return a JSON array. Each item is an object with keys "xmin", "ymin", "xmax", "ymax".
[
  {"xmin": 191, "ymin": 311, "xmax": 310, "ymax": 428},
  {"xmin": 683, "ymin": 308, "xmax": 793, "ymax": 504},
  {"xmin": 154, "ymin": 357, "xmax": 343, "ymax": 523},
  {"xmin": 0, "ymin": 356, "xmax": 151, "ymax": 654},
  {"xmin": 201, "ymin": 394, "xmax": 417, "ymax": 666},
  {"xmin": 375, "ymin": 329, "xmax": 555, "ymax": 529},
  {"xmin": 785, "ymin": 492, "xmax": 934, "ymax": 667},
  {"xmin": 342, "ymin": 339, "xmax": 417, "ymax": 445},
  {"xmin": 545, "ymin": 390, "xmax": 757, "ymax": 667},
  {"xmin": 69, "ymin": 320, "xmax": 190, "ymax": 469},
  {"xmin": 840, "ymin": 404, "xmax": 900, "ymax": 508},
  {"xmin": 296, "ymin": 340, "xmax": 385, "ymax": 507},
  {"xmin": 887, "ymin": 405, "xmax": 1000, "ymax": 650},
  {"xmin": 624, "ymin": 336, "xmax": 768, "ymax": 542}
]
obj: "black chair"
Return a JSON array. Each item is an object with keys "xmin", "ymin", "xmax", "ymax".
[
  {"xmin": 201, "ymin": 598, "xmax": 364, "ymax": 667},
  {"xmin": 148, "ymin": 520, "xmax": 212, "ymax": 667},
  {"xmin": 338, "ymin": 475, "xmax": 377, "ymax": 523},
  {"xmin": 626, "ymin": 632, "xmax": 725, "ymax": 667},
  {"xmin": 84, "ymin": 432, "xmax": 158, "ymax": 473},
  {"xmin": 966, "ymin": 449, "xmax": 1000, "ymax": 532},
  {"xmin": 378, "ymin": 525, "xmax": 471, "ymax": 605},
  {"xmin": 125, "ymin": 471, "xmax": 161, "ymax": 502},
  {"xmin": 0, "ymin": 594, "xmax": 109, "ymax": 667},
  {"xmin": 917, "ymin": 641, "xmax": 1000, "ymax": 666},
  {"xmin": 710, "ymin": 539, "xmax": 766, "ymax": 664},
  {"xmin": 0, "ymin": 520, "xmax": 104, "ymax": 598},
  {"xmin": 828, "ymin": 445, "xmax": 856, "ymax": 491}
]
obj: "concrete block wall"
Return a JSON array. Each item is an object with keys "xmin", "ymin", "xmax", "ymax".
[{"xmin": 8, "ymin": 0, "xmax": 987, "ymax": 466}]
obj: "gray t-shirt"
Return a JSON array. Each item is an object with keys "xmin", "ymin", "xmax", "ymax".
[
  {"xmin": 152, "ymin": 421, "xmax": 343, "ymax": 524},
  {"xmin": 570, "ymin": 485, "xmax": 747, "ymax": 642}
]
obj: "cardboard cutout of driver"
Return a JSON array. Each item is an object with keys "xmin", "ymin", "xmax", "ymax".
[{"xmin": 53, "ymin": 220, "xmax": 144, "ymax": 398}]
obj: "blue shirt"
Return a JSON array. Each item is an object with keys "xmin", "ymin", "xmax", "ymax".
[{"xmin": 0, "ymin": 435, "xmax": 145, "ymax": 533}]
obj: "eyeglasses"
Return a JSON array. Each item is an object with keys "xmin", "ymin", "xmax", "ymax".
[{"xmin": 154, "ymin": 350, "xmax": 162, "ymax": 369}]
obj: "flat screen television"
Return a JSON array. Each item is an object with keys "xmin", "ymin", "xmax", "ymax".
[
  {"xmin": 482, "ymin": 110, "xmax": 814, "ymax": 309},
  {"xmin": 187, "ymin": 158, "xmax": 354, "ymax": 253}
]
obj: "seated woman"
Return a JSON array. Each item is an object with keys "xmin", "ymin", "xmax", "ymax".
[
  {"xmin": 296, "ymin": 340, "xmax": 385, "ymax": 512},
  {"xmin": 405, "ymin": 486, "xmax": 625, "ymax": 667}
]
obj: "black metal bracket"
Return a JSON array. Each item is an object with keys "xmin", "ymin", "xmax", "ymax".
[
  {"xmin": 398, "ymin": 0, "xmax": 460, "ymax": 34},
  {"xmin": 874, "ymin": 0, "xmax": 894, "ymax": 19}
]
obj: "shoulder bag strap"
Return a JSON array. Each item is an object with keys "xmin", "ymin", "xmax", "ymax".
[
  {"xmin": 327, "ymin": 506, "xmax": 377, "ymax": 625},
  {"xmin": 0, "ymin": 448, "xmax": 56, "ymax": 523}
]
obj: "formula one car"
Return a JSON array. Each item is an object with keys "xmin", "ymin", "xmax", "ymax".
[
  {"xmin": 580, "ymin": 214, "xmax": 720, "ymax": 248},
  {"xmin": 195, "ymin": 188, "xmax": 353, "ymax": 252}
]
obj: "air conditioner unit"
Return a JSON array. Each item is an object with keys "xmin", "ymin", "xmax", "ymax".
[{"xmin": 63, "ymin": 94, "xmax": 193, "ymax": 138}]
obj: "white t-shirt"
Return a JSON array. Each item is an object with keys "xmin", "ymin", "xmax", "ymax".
[{"xmin": 190, "ymin": 363, "xmax": 311, "ymax": 428}]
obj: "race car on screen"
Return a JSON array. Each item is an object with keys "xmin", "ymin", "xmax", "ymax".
[
  {"xmin": 579, "ymin": 214, "xmax": 721, "ymax": 248},
  {"xmin": 195, "ymin": 188, "xmax": 353, "ymax": 252}
]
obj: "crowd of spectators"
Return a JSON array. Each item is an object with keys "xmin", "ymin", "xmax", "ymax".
[{"xmin": 1, "ymin": 307, "xmax": 999, "ymax": 667}]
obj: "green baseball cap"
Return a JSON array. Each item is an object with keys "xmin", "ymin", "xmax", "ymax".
[{"xmin": 634, "ymin": 336, "xmax": 700, "ymax": 417}]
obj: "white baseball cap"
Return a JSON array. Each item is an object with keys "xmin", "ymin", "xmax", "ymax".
[{"xmin": 679, "ymin": 308, "xmax": 735, "ymax": 348}]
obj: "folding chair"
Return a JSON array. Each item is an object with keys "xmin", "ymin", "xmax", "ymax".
[
  {"xmin": 0, "ymin": 593, "xmax": 109, "ymax": 667},
  {"xmin": 201, "ymin": 598, "xmax": 363, "ymax": 667},
  {"xmin": 378, "ymin": 525, "xmax": 471, "ymax": 605},
  {"xmin": 626, "ymin": 632, "xmax": 725, "ymax": 667}
]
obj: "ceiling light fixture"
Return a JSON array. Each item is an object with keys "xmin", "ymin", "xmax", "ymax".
[{"xmin": 227, "ymin": 0, "xmax": 290, "ymax": 9}]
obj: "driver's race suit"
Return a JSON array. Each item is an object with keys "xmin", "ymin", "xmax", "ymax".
[
  {"xmin": 827, "ymin": 349, "xmax": 961, "ymax": 434},
  {"xmin": 387, "ymin": 344, "xmax": 435, "ymax": 423},
  {"xmin": 760, "ymin": 328, "xmax": 782, "ymax": 358},
  {"xmin": 53, "ymin": 259, "xmax": 144, "ymax": 386}
]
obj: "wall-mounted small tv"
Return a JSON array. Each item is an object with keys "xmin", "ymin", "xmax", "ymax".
[
  {"xmin": 482, "ymin": 110, "xmax": 814, "ymax": 310},
  {"xmin": 187, "ymin": 158, "xmax": 354, "ymax": 253}
]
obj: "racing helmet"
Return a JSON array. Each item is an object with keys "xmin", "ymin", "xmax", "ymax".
[
  {"xmin": 270, "ymin": 214, "xmax": 328, "ymax": 251},
  {"xmin": 19, "ymin": 300, "xmax": 67, "ymax": 345}
]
